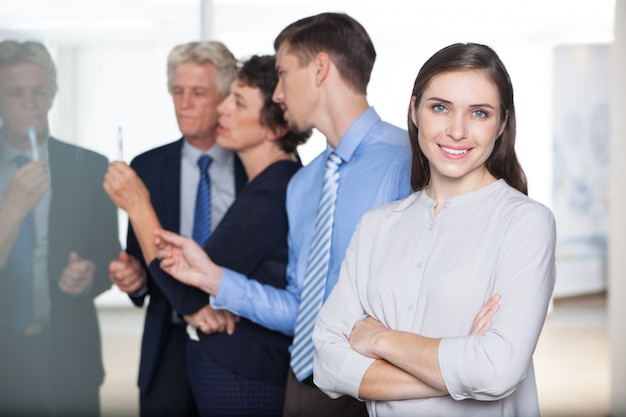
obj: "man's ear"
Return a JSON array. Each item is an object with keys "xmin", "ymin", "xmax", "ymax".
[{"xmin": 313, "ymin": 52, "xmax": 331, "ymax": 86}]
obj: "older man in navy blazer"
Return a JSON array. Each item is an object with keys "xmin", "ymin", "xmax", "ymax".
[{"xmin": 106, "ymin": 41, "xmax": 246, "ymax": 417}]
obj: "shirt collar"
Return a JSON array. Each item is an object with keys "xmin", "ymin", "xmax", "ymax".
[
  {"xmin": 325, "ymin": 107, "xmax": 380, "ymax": 164},
  {"xmin": 409, "ymin": 179, "xmax": 506, "ymax": 211},
  {"xmin": 182, "ymin": 138, "xmax": 230, "ymax": 167},
  {"xmin": 0, "ymin": 129, "xmax": 49, "ymax": 165}
]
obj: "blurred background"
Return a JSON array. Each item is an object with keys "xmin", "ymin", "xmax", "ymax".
[{"xmin": 1, "ymin": 1, "xmax": 624, "ymax": 416}]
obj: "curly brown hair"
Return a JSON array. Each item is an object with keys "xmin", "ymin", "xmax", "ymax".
[{"xmin": 237, "ymin": 55, "xmax": 311, "ymax": 155}]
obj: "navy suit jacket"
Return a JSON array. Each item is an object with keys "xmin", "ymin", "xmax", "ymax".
[
  {"xmin": 0, "ymin": 137, "xmax": 121, "ymax": 389},
  {"xmin": 147, "ymin": 160, "xmax": 298, "ymax": 385},
  {"xmin": 125, "ymin": 138, "xmax": 246, "ymax": 394}
]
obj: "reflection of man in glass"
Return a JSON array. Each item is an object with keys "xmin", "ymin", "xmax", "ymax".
[{"xmin": 0, "ymin": 40, "xmax": 120, "ymax": 417}]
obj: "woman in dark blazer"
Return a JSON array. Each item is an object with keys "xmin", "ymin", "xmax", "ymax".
[{"xmin": 105, "ymin": 55, "xmax": 310, "ymax": 416}]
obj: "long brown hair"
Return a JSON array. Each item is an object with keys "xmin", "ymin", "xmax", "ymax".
[{"xmin": 408, "ymin": 43, "xmax": 527, "ymax": 195}]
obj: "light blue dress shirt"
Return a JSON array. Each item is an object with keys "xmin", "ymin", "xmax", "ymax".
[
  {"xmin": 213, "ymin": 107, "xmax": 412, "ymax": 336},
  {"xmin": 180, "ymin": 140, "xmax": 236, "ymax": 238}
]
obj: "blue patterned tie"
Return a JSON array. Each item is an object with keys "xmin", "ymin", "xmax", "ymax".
[
  {"xmin": 290, "ymin": 152, "xmax": 343, "ymax": 381},
  {"xmin": 192, "ymin": 155, "xmax": 212, "ymax": 246},
  {"xmin": 9, "ymin": 155, "xmax": 35, "ymax": 333}
]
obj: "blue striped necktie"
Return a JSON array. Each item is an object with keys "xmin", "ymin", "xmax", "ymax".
[
  {"xmin": 10, "ymin": 155, "xmax": 35, "ymax": 333},
  {"xmin": 290, "ymin": 151, "xmax": 343, "ymax": 381},
  {"xmin": 192, "ymin": 154, "xmax": 212, "ymax": 246}
]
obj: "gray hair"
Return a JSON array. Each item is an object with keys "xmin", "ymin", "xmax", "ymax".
[
  {"xmin": 0, "ymin": 40, "xmax": 57, "ymax": 96},
  {"xmin": 166, "ymin": 41, "xmax": 237, "ymax": 97}
]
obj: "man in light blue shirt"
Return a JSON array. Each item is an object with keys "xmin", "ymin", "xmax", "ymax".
[
  {"xmin": 148, "ymin": 11, "xmax": 410, "ymax": 417},
  {"xmin": 209, "ymin": 12, "xmax": 412, "ymax": 417},
  {"xmin": 214, "ymin": 108, "xmax": 410, "ymax": 335}
]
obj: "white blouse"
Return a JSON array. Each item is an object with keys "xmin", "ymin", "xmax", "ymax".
[{"xmin": 313, "ymin": 179, "xmax": 556, "ymax": 417}]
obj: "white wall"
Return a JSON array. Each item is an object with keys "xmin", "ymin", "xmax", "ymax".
[
  {"xmin": 0, "ymin": 0, "xmax": 616, "ymax": 306},
  {"xmin": 609, "ymin": 1, "xmax": 626, "ymax": 414},
  {"xmin": 30, "ymin": 0, "xmax": 614, "ymax": 204},
  {"xmin": 551, "ymin": 44, "xmax": 611, "ymax": 297}
]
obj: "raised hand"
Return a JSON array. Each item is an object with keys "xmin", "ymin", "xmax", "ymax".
[
  {"xmin": 154, "ymin": 228, "xmax": 222, "ymax": 294},
  {"xmin": 4, "ymin": 160, "xmax": 49, "ymax": 217},
  {"xmin": 102, "ymin": 161, "xmax": 150, "ymax": 216}
]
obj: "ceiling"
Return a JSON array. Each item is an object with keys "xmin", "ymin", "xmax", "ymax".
[{"xmin": 0, "ymin": 0, "xmax": 617, "ymax": 46}]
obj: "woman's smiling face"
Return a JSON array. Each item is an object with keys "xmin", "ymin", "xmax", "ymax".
[{"xmin": 411, "ymin": 69, "xmax": 507, "ymax": 189}]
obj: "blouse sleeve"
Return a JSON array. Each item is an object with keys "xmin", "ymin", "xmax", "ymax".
[{"xmin": 439, "ymin": 203, "xmax": 556, "ymax": 401}]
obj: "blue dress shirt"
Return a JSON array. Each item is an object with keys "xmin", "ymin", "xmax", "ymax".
[{"xmin": 214, "ymin": 107, "xmax": 412, "ymax": 336}]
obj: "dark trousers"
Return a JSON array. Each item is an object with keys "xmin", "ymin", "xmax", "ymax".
[
  {"xmin": 140, "ymin": 325, "xmax": 198, "ymax": 417},
  {"xmin": 54, "ymin": 372, "xmax": 100, "ymax": 417},
  {"xmin": 186, "ymin": 340, "xmax": 286, "ymax": 417},
  {"xmin": 0, "ymin": 323, "xmax": 101, "ymax": 417},
  {"xmin": 0, "ymin": 324, "xmax": 54, "ymax": 417},
  {"xmin": 282, "ymin": 369, "xmax": 368, "ymax": 417}
]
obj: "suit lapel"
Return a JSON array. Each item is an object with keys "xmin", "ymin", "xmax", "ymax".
[{"xmin": 156, "ymin": 139, "xmax": 183, "ymax": 233}]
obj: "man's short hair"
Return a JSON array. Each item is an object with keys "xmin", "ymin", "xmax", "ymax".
[
  {"xmin": 0, "ymin": 40, "xmax": 57, "ymax": 96},
  {"xmin": 166, "ymin": 41, "xmax": 237, "ymax": 97},
  {"xmin": 274, "ymin": 12, "xmax": 376, "ymax": 94}
]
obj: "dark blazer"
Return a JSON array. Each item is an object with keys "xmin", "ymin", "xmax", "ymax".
[
  {"xmin": 148, "ymin": 160, "xmax": 299, "ymax": 385},
  {"xmin": 125, "ymin": 138, "xmax": 246, "ymax": 394},
  {"xmin": 0, "ymin": 136, "xmax": 121, "ymax": 390}
]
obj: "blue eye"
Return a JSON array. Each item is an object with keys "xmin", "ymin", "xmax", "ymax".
[
  {"xmin": 472, "ymin": 109, "xmax": 487, "ymax": 118},
  {"xmin": 433, "ymin": 104, "xmax": 447, "ymax": 113}
]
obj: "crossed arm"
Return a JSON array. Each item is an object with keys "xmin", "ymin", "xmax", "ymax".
[{"xmin": 351, "ymin": 295, "xmax": 499, "ymax": 400}]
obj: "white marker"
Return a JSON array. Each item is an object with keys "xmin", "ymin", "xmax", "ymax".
[
  {"xmin": 28, "ymin": 125, "xmax": 39, "ymax": 161},
  {"xmin": 117, "ymin": 126, "xmax": 124, "ymax": 161}
]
